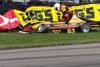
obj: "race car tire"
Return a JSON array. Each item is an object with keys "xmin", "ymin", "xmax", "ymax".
[
  {"xmin": 37, "ymin": 24, "xmax": 50, "ymax": 33},
  {"xmin": 37, "ymin": 25, "xmax": 47, "ymax": 33},
  {"xmin": 80, "ymin": 23, "xmax": 91, "ymax": 33}
]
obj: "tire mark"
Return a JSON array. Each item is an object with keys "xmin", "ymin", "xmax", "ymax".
[
  {"xmin": 0, "ymin": 46, "xmax": 100, "ymax": 54},
  {"xmin": 0, "ymin": 54, "xmax": 100, "ymax": 61}
]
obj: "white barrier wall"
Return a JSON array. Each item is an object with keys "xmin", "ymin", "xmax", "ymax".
[{"xmin": 12, "ymin": 0, "xmax": 30, "ymax": 2}]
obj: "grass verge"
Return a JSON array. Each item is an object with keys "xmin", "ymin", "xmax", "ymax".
[{"xmin": 0, "ymin": 31, "xmax": 100, "ymax": 49}]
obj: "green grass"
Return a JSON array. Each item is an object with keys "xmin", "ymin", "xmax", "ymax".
[{"xmin": 0, "ymin": 31, "xmax": 100, "ymax": 49}]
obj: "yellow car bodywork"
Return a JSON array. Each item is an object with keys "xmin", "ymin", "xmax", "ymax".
[
  {"xmin": 14, "ymin": 6, "xmax": 62, "ymax": 27},
  {"xmin": 70, "ymin": 4, "xmax": 100, "ymax": 22}
]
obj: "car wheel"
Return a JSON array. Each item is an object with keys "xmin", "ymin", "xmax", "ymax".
[
  {"xmin": 37, "ymin": 25, "xmax": 46, "ymax": 33},
  {"xmin": 80, "ymin": 23, "xmax": 90, "ymax": 33}
]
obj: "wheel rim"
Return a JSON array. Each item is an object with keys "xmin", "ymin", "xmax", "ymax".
[
  {"xmin": 38, "ymin": 25, "xmax": 45, "ymax": 32},
  {"xmin": 81, "ymin": 23, "xmax": 90, "ymax": 33},
  {"xmin": 82, "ymin": 28, "xmax": 90, "ymax": 32}
]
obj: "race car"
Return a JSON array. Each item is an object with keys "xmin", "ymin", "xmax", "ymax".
[{"xmin": 68, "ymin": 0, "xmax": 100, "ymax": 32}]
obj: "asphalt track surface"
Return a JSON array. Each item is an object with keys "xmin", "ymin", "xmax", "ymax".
[{"xmin": 0, "ymin": 43, "xmax": 100, "ymax": 67}]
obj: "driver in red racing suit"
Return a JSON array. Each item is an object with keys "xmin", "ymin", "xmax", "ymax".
[{"xmin": 59, "ymin": 4, "xmax": 73, "ymax": 24}]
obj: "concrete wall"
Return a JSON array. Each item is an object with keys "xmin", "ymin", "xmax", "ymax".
[
  {"xmin": 12, "ymin": 0, "xmax": 79, "ymax": 4},
  {"xmin": 74, "ymin": 0, "xmax": 79, "ymax": 4},
  {"xmin": 12, "ymin": 0, "xmax": 30, "ymax": 2}
]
